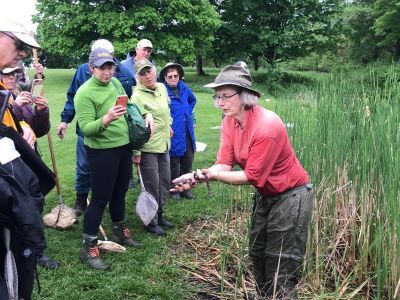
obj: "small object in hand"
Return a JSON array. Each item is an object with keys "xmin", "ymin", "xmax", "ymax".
[{"xmin": 116, "ymin": 95, "xmax": 128, "ymax": 107}]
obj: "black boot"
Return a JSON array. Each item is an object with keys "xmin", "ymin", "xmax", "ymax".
[
  {"xmin": 158, "ymin": 214, "xmax": 174, "ymax": 229},
  {"xmin": 37, "ymin": 254, "xmax": 60, "ymax": 269},
  {"xmin": 74, "ymin": 192, "xmax": 88, "ymax": 216},
  {"xmin": 80, "ymin": 234, "xmax": 109, "ymax": 270},
  {"xmin": 112, "ymin": 221, "xmax": 142, "ymax": 247},
  {"xmin": 145, "ymin": 224, "xmax": 167, "ymax": 237}
]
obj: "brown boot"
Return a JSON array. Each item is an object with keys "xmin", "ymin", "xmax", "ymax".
[
  {"xmin": 80, "ymin": 234, "xmax": 109, "ymax": 270},
  {"xmin": 74, "ymin": 192, "xmax": 88, "ymax": 216},
  {"xmin": 112, "ymin": 221, "xmax": 143, "ymax": 247}
]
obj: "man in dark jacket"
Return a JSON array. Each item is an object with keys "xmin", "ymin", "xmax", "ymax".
[
  {"xmin": 0, "ymin": 148, "xmax": 46, "ymax": 300},
  {"xmin": 159, "ymin": 63, "xmax": 197, "ymax": 200},
  {"xmin": 56, "ymin": 39, "xmax": 135, "ymax": 217},
  {"xmin": 121, "ymin": 38, "xmax": 153, "ymax": 78},
  {"xmin": 0, "ymin": 19, "xmax": 46, "ymax": 299}
]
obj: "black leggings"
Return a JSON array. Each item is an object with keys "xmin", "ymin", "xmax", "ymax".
[{"xmin": 83, "ymin": 144, "xmax": 132, "ymax": 236}]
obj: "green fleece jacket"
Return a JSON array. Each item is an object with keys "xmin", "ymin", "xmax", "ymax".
[
  {"xmin": 75, "ymin": 76, "xmax": 129, "ymax": 149},
  {"xmin": 131, "ymin": 82, "xmax": 172, "ymax": 153}
]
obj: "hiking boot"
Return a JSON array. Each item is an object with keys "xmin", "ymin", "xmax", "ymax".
[
  {"xmin": 158, "ymin": 214, "xmax": 174, "ymax": 229},
  {"xmin": 80, "ymin": 234, "xmax": 109, "ymax": 270},
  {"xmin": 74, "ymin": 192, "xmax": 88, "ymax": 216},
  {"xmin": 111, "ymin": 221, "xmax": 142, "ymax": 247},
  {"xmin": 145, "ymin": 224, "xmax": 166, "ymax": 237},
  {"xmin": 180, "ymin": 190, "xmax": 195, "ymax": 200},
  {"xmin": 37, "ymin": 254, "xmax": 60, "ymax": 269}
]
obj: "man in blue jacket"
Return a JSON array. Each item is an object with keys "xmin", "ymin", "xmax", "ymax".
[
  {"xmin": 56, "ymin": 39, "xmax": 135, "ymax": 217},
  {"xmin": 160, "ymin": 63, "xmax": 197, "ymax": 200},
  {"xmin": 121, "ymin": 39, "xmax": 153, "ymax": 78}
]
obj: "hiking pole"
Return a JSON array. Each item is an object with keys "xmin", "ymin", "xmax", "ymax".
[
  {"xmin": 31, "ymin": 40, "xmax": 62, "ymax": 203},
  {"xmin": 31, "ymin": 40, "xmax": 76, "ymax": 225}
]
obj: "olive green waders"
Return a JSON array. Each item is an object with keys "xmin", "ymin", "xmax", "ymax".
[{"xmin": 249, "ymin": 184, "xmax": 313, "ymax": 299}]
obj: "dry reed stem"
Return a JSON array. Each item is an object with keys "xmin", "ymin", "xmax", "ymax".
[{"xmin": 170, "ymin": 210, "xmax": 256, "ymax": 299}]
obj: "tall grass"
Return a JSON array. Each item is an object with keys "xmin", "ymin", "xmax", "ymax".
[
  {"xmin": 194, "ymin": 65, "xmax": 399, "ymax": 299},
  {"xmin": 296, "ymin": 65, "xmax": 399, "ymax": 298}
]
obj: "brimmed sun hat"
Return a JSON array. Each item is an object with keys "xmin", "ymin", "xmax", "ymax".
[
  {"xmin": 159, "ymin": 62, "xmax": 184, "ymax": 82},
  {"xmin": 204, "ymin": 65, "xmax": 261, "ymax": 97}
]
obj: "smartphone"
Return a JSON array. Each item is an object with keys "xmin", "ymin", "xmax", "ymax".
[
  {"xmin": 116, "ymin": 95, "xmax": 128, "ymax": 107},
  {"xmin": 31, "ymin": 79, "xmax": 44, "ymax": 100}
]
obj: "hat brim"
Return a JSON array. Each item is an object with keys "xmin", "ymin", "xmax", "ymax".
[
  {"xmin": 204, "ymin": 82, "xmax": 261, "ymax": 98},
  {"xmin": 136, "ymin": 65, "xmax": 153, "ymax": 75},
  {"xmin": 92, "ymin": 58, "xmax": 116, "ymax": 67},
  {"xmin": 160, "ymin": 63, "xmax": 184, "ymax": 82},
  {"xmin": 1, "ymin": 66, "xmax": 23, "ymax": 75},
  {"xmin": 14, "ymin": 32, "xmax": 40, "ymax": 49}
]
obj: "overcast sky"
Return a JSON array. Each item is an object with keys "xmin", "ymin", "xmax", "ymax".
[{"xmin": 5, "ymin": 0, "xmax": 38, "ymax": 32}]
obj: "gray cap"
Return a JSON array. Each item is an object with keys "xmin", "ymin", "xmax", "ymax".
[
  {"xmin": 135, "ymin": 59, "xmax": 153, "ymax": 74},
  {"xmin": 204, "ymin": 65, "xmax": 261, "ymax": 97},
  {"xmin": 89, "ymin": 48, "xmax": 115, "ymax": 67},
  {"xmin": 159, "ymin": 62, "xmax": 184, "ymax": 81}
]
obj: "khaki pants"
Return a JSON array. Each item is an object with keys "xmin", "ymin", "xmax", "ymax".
[{"xmin": 249, "ymin": 184, "xmax": 313, "ymax": 299}]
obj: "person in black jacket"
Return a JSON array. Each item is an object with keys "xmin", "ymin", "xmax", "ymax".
[{"xmin": 0, "ymin": 139, "xmax": 46, "ymax": 300}]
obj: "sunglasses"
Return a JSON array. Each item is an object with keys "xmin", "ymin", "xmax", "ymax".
[
  {"xmin": 167, "ymin": 74, "xmax": 179, "ymax": 79},
  {"xmin": 2, "ymin": 32, "xmax": 29, "ymax": 52}
]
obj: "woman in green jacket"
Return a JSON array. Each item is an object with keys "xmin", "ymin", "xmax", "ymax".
[
  {"xmin": 75, "ymin": 48, "xmax": 143, "ymax": 270},
  {"xmin": 131, "ymin": 59, "xmax": 174, "ymax": 237}
]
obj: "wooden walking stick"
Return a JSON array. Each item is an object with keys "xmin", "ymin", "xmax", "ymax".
[
  {"xmin": 31, "ymin": 33, "xmax": 77, "ymax": 229},
  {"xmin": 31, "ymin": 39, "xmax": 63, "ymax": 202}
]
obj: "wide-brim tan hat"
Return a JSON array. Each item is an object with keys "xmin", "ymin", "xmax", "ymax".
[
  {"xmin": 159, "ymin": 62, "xmax": 184, "ymax": 81},
  {"xmin": 204, "ymin": 65, "xmax": 261, "ymax": 97},
  {"xmin": 0, "ymin": 20, "xmax": 40, "ymax": 48}
]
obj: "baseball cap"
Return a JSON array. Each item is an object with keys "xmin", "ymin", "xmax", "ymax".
[
  {"xmin": 135, "ymin": 59, "xmax": 153, "ymax": 74},
  {"xmin": 0, "ymin": 19, "xmax": 40, "ymax": 48},
  {"xmin": 89, "ymin": 48, "xmax": 115, "ymax": 67},
  {"xmin": 204, "ymin": 65, "xmax": 261, "ymax": 97},
  {"xmin": 1, "ymin": 66, "xmax": 23, "ymax": 75},
  {"xmin": 91, "ymin": 39, "xmax": 114, "ymax": 53},
  {"xmin": 137, "ymin": 39, "xmax": 153, "ymax": 49}
]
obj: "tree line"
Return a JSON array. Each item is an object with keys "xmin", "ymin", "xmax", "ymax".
[{"xmin": 33, "ymin": 0, "xmax": 400, "ymax": 72}]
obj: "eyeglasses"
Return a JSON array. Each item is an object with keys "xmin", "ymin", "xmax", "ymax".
[
  {"xmin": 2, "ymin": 32, "xmax": 28, "ymax": 52},
  {"xmin": 212, "ymin": 91, "xmax": 240, "ymax": 102},
  {"xmin": 2, "ymin": 72, "xmax": 20, "ymax": 78},
  {"xmin": 166, "ymin": 74, "xmax": 179, "ymax": 79}
]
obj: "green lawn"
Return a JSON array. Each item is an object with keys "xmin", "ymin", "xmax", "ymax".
[
  {"xmin": 32, "ymin": 69, "xmax": 241, "ymax": 299},
  {"xmin": 29, "ymin": 66, "xmax": 399, "ymax": 299}
]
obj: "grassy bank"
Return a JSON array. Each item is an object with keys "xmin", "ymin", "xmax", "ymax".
[{"xmin": 30, "ymin": 65, "xmax": 399, "ymax": 299}]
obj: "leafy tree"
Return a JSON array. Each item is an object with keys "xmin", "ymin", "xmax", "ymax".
[
  {"xmin": 34, "ymin": 0, "xmax": 220, "ymax": 73},
  {"xmin": 373, "ymin": 0, "xmax": 400, "ymax": 60},
  {"xmin": 341, "ymin": 3, "xmax": 380, "ymax": 63},
  {"xmin": 212, "ymin": 0, "xmax": 342, "ymax": 69}
]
